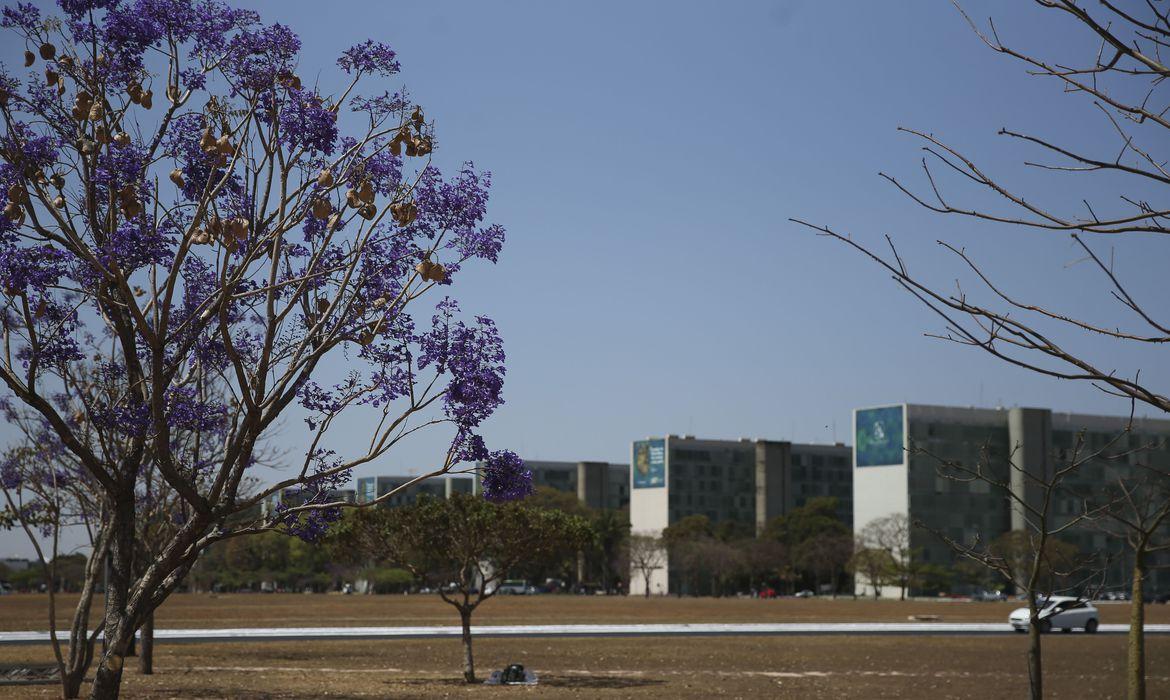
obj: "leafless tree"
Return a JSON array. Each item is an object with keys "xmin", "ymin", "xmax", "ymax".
[
  {"xmin": 627, "ymin": 534, "xmax": 665, "ymax": 598},
  {"xmin": 793, "ymin": 2, "xmax": 1170, "ymax": 698},
  {"xmin": 910, "ymin": 426, "xmax": 1138, "ymax": 700},
  {"xmin": 1096, "ymin": 464, "xmax": 1170, "ymax": 700},
  {"xmin": 857, "ymin": 514, "xmax": 915, "ymax": 600}
]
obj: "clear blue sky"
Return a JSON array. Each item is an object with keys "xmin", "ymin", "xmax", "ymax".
[{"xmin": 4, "ymin": 1, "xmax": 1168, "ymax": 556}]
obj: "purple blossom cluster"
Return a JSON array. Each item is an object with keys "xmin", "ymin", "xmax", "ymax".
[
  {"xmin": 337, "ymin": 40, "xmax": 400, "ymax": 76},
  {"xmin": 276, "ymin": 88, "xmax": 338, "ymax": 155},
  {"xmin": 481, "ymin": 450, "xmax": 533, "ymax": 503}
]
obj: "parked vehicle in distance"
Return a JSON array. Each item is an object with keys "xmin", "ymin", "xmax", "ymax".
[
  {"xmin": 496, "ymin": 579, "xmax": 536, "ymax": 595},
  {"xmin": 973, "ymin": 589, "xmax": 1007, "ymax": 602},
  {"xmin": 758, "ymin": 587, "xmax": 777, "ymax": 599},
  {"xmin": 794, "ymin": 589, "xmax": 815, "ymax": 598},
  {"xmin": 1009, "ymin": 596, "xmax": 1099, "ymax": 633}
]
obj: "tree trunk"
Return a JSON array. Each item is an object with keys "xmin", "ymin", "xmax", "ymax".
[
  {"xmin": 89, "ymin": 496, "xmax": 136, "ymax": 700},
  {"xmin": 460, "ymin": 607, "xmax": 476, "ymax": 683},
  {"xmin": 138, "ymin": 612, "xmax": 154, "ymax": 675},
  {"xmin": 1027, "ymin": 596, "xmax": 1043, "ymax": 700},
  {"xmin": 1128, "ymin": 550, "xmax": 1146, "ymax": 700},
  {"xmin": 643, "ymin": 571, "xmax": 650, "ymax": 598}
]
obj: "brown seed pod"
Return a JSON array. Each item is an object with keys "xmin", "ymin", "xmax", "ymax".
[
  {"xmin": 230, "ymin": 218, "xmax": 250, "ymax": 241},
  {"xmin": 87, "ymin": 102, "xmax": 104, "ymax": 121},
  {"xmin": 132, "ymin": 286, "xmax": 145, "ymax": 297},
  {"xmin": 317, "ymin": 169, "xmax": 334, "ymax": 188},
  {"xmin": 45, "ymin": 68, "xmax": 58, "ymax": 86},
  {"xmin": 189, "ymin": 229, "xmax": 211, "ymax": 245},
  {"xmin": 414, "ymin": 136, "xmax": 432, "ymax": 156},
  {"xmin": 411, "ymin": 105, "xmax": 424, "ymax": 126},
  {"xmin": 118, "ymin": 184, "xmax": 136, "ymax": 201},
  {"xmin": 78, "ymin": 138, "xmax": 96, "ymax": 154},
  {"xmin": 169, "ymin": 168, "xmax": 185, "ymax": 188},
  {"xmin": 24, "ymin": 50, "xmax": 34, "ymax": 68},
  {"xmin": 113, "ymin": 132, "xmax": 130, "ymax": 147},
  {"xmin": 34, "ymin": 298, "xmax": 47, "ymax": 318},
  {"xmin": 72, "ymin": 409, "xmax": 85, "ymax": 424},
  {"xmin": 345, "ymin": 189, "xmax": 361, "ymax": 209},
  {"xmin": 357, "ymin": 331, "xmax": 374, "ymax": 346},
  {"xmin": 358, "ymin": 203, "xmax": 376, "ymax": 220},
  {"xmin": 2, "ymin": 202, "xmax": 21, "ymax": 219},
  {"xmin": 122, "ymin": 199, "xmax": 143, "ymax": 218},
  {"xmin": 415, "ymin": 259, "xmax": 434, "ymax": 278},
  {"xmin": 317, "ymin": 298, "xmax": 330, "ymax": 314},
  {"xmin": 199, "ymin": 127, "xmax": 215, "ymax": 151},
  {"xmin": 76, "ymin": 90, "xmax": 92, "ymax": 106},
  {"xmin": 311, "ymin": 197, "xmax": 331, "ymax": 219},
  {"xmin": 50, "ymin": 173, "xmax": 64, "ymax": 189},
  {"xmin": 96, "ymin": 53, "xmax": 108, "ymax": 66},
  {"xmin": 56, "ymin": 81, "xmax": 65, "ymax": 97},
  {"xmin": 215, "ymin": 135, "xmax": 233, "ymax": 155},
  {"xmin": 139, "ymin": 89, "xmax": 152, "ymax": 109},
  {"xmin": 95, "ymin": 125, "xmax": 110, "ymax": 144},
  {"xmin": 166, "ymin": 84, "xmax": 179, "ymax": 104},
  {"xmin": 39, "ymin": 43, "xmax": 56, "ymax": 60},
  {"xmin": 326, "ymin": 212, "xmax": 341, "ymax": 230},
  {"xmin": 427, "ymin": 263, "xmax": 447, "ymax": 283},
  {"xmin": 58, "ymin": 55, "xmax": 74, "ymax": 70},
  {"xmin": 357, "ymin": 180, "xmax": 375, "ymax": 204},
  {"xmin": 71, "ymin": 104, "xmax": 87, "ymax": 120},
  {"xmin": 404, "ymin": 140, "xmax": 417, "ymax": 158},
  {"xmin": 52, "ymin": 195, "xmax": 66, "ymax": 209},
  {"xmin": 371, "ymin": 296, "xmax": 388, "ymax": 309},
  {"xmin": 7, "ymin": 183, "xmax": 25, "ymax": 202},
  {"xmin": 388, "ymin": 138, "xmax": 402, "ymax": 156},
  {"xmin": 0, "ymin": 88, "xmax": 8, "ymax": 105},
  {"xmin": 127, "ymin": 82, "xmax": 142, "ymax": 102}
]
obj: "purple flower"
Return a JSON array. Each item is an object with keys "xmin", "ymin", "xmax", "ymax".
[
  {"xmin": 337, "ymin": 40, "xmax": 399, "ymax": 76},
  {"xmin": 276, "ymin": 88, "xmax": 338, "ymax": 155},
  {"xmin": 1, "ymin": 3, "xmax": 39, "ymax": 31},
  {"xmin": 223, "ymin": 22, "xmax": 300, "ymax": 93},
  {"xmin": 481, "ymin": 450, "xmax": 532, "ymax": 503}
]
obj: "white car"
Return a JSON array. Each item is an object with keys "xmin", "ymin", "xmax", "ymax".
[{"xmin": 1009, "ymin": 596, "xmax": 1099, "ymax": 633}]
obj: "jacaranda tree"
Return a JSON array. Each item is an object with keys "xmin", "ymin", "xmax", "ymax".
[{"xmin": 0, "ymin": 1, "xmax": 530, "ymax": 697}]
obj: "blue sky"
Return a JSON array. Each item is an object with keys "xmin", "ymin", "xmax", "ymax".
[{"xmin": 4, "ymin": 1, "xmax": 1168, "ymax": 556}]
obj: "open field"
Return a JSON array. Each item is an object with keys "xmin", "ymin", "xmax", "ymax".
[
  {"xmin": 1, "ymin": 595, "xmax": 1167, "ymax": 697},
  {"xmin": 3, "ymin": 592, "xmax": 1170, "ymax": 631},
  {"xmin": 1, "ymin": 634, "xmax": 1167, "ymax": 698}
]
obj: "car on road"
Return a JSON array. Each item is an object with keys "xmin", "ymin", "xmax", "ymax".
[
  {"xmin": 1009, "ymin": 596, "xmax": 1099, "ymax": 633},
  {"xmin": 496, "ymin": 579, "xmax": 536, "ymax": 595},
  {"xmin": 794, "ymin": 589, "xmax": 815, "ymax": 598}
]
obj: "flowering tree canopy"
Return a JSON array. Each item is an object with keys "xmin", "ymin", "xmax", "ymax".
[{"xmin": 0, "ymin": 1, "xmax": 530, "ymax": 697}]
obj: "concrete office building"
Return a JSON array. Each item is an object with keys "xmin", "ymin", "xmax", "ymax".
[
  {"xmin": 852, "ymin": 404, "xmax": 1170, "ymax": 598},
  {"xmin": 628, "ymin": 435, "xmax": 852, "ymax": 595},
  {"xmin": 474, "ymin": 459, "xmax": 631, "ymax": 511},
  {"xmin": 354, "ymin": 475, "xmax": 474, "ymax": 507}
]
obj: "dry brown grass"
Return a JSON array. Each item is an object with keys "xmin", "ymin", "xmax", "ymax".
[
  {"xmin": 1, "ymin": 594, "xmax": 1165, "ymax": 698},
  {"xmin": 0, "ymin": 635, "xmax": 1165, "ymax": 698}
]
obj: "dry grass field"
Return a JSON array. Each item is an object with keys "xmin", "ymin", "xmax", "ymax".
[{"xmin": 1, "ymin": 594, "xmax": 1167, "ymax": 698}]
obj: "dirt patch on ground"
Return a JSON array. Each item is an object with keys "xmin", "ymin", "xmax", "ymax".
[
  {"xmin": 0, "ymin": 635, "xmax": 1163, "ymax": 698},
  {"xmin": 0, "ymin": 592, "xmax": 1162, "ymax": 631}
]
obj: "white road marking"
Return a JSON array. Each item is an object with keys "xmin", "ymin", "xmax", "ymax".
[{"xmin": 2, "ymin": 622, "xmax": 1168, "ymax": 645}]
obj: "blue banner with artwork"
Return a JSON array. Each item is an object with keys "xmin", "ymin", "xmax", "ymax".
[
  {"xmin": 855, "ymin": 406, "xmax": 904, "ymax": 467},
  {"xmin": 633, "ymin": 439, "xmax": 666, "ymax": 488}
]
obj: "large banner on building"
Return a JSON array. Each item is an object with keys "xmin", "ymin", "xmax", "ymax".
[
  {"xmin": 855, "ymin": 406, "xmax": 904, "ymax": 467},
  {"xmin": 633, "ymin": 439, "xmax": 666, "ymax": 488}
]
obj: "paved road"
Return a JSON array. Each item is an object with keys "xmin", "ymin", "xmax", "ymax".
[{"xmin": 3, "ymin": 622, "xmax": 1170, "ymax": 644}]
